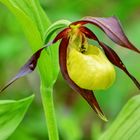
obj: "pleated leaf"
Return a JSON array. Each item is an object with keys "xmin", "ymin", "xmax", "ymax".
[{"xmin": 99, "ymin": 95, "xmax": 140, "ymax": 140}]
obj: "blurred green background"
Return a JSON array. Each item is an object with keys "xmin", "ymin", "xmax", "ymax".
[{"xmin": 0, "ymin": 0, "xmax": 140, "ymax": 140}]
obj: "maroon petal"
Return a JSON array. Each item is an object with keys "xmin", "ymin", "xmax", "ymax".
[
  {"xmin": 80, "ymin": 26, "xmax": 98, "ymax": 41},
  {"xmin": 0, "ymin": 46, "xmax": 46, "ymax": 93},
  {"xmin": 53, "ymin": 27, "xmax": 70, "ymax": 43},
  {"xmin": 71, "ymin": 17, "xmax": 140, "ymax": 53},
  {"xmin": 99, "ymin": 42, "xmax": 140, "ymax": 90},
  {"xmin": 59, "ymin": 37, "xmax": 107, "ymax": 121},
  {"xmin": 80, "ymin": 26, "xmax": 140, "ymax": 90}
]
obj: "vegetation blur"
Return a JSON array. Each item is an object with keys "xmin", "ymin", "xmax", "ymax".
[{"xmin": 0, "ymin": 0, "xmax": 140, "ymax": 140}]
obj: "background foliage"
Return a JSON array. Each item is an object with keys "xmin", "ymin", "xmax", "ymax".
[{"xmin": 0, "ymin": 0, "xmax": 140, "ymax": 140}]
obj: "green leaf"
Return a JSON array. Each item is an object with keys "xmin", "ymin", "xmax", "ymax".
[
  {"xmin": 0, "ymin": 95, "xmax": 34, "ymax": 140},
  {"xmin": 44, "ymin": 19, "xmax": 71, "ymax": 43},
  {"xmin": 0, "ymin": 0, "xmax": 59, "ymax": 87},
  {"xmin": 99, "ymin": 95, "xmax": 140, "ymax": 140}
]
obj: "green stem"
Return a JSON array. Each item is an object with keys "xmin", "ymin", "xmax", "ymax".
[{"xmin": 40, "ymin": 82, "xmax": 59, "ymax": 140}]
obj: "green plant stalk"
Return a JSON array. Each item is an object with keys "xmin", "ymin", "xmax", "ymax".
[{"xmin": 40, "ymin": 82, "xmax": 59, "ymax": 140}]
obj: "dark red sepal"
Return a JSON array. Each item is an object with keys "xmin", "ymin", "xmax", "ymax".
[
  {"xmin": 72, "ymin": 16, "xmax": 140, "ymax": 53},
  {"xmin": 59, "ymin": 37, "xmax": 107, "ymax": 121}
]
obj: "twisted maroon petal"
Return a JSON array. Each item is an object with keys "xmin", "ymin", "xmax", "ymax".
[
  {"xmin": 99, "ymin": 42, "xmax": 140, "ymax": 90},
  {"xmin": 71, "ymin": 17, "xmax": 140, "ymax": 53},
  {"xmin": 0, "ymin": 46, "xmax": 46, "ymax": 93},
  {"xmin": 0, "ymin": 28, "xmax": 69, "ymax": 93},
  {"xmin": 59, "ymin": 37, "xmax": 107, "ymax": 121},
  {"xmin": 80, "ymin": 26, "xmax": 140, "ymax": 90}
]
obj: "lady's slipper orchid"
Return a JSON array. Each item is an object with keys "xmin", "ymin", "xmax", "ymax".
[{"xmin": 1, "ymin": 16, "xmax": 140, "ymax": 121}]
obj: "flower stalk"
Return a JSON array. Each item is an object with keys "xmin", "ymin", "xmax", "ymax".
[{"xmin": 40, "ymin": 83, "xmax": 59, "ymax": 140}]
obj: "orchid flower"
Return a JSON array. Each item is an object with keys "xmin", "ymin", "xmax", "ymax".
[{"xmin": 1, "ymin": 16, "xmax": 140, "ymax": 121}]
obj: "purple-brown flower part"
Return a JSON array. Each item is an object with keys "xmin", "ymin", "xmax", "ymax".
[
  {"xmin": 0, "ymin": 46, "xmax": 46, "ymax": 92},
  {"xmin": 53, "ymin": 27, "xmax": 70, "ymax": 43},
  {"xmin": 99, "ymin": 42, "xmax": 140, "ymax": 90}
]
